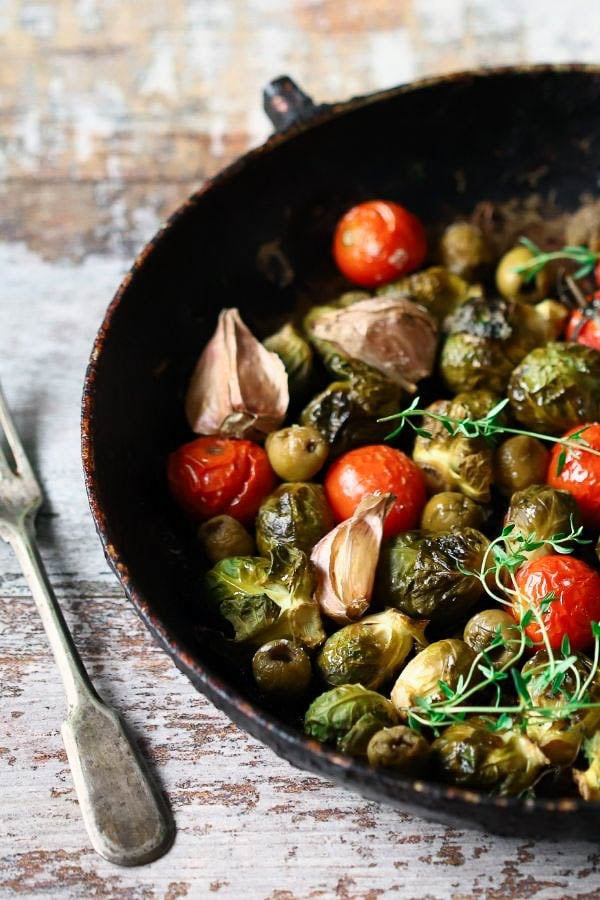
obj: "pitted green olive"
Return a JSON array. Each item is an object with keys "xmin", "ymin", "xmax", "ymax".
[
  {"xmin": 495, "ymin": 435, "xmax": 550, "ymax": 497},
  {"xmin": 495, "ymin": 245, "xmax": 550, "ymax": 303},
  {"xmin": 252, "ymin": 640, "xmax": 311, "ymax": 696},
  {"xmin": 265, "ymin": 425, "xmax": 329, "ymax": 481},
  {"xmin": 420, "ymin": 492, "xmax": 485, "ymax": 532},
  {"xmin": 198, "ymin": 515, "xmax": 255, "ymax": 563}
]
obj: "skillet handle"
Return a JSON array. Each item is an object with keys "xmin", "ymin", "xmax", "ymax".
[{"xmin": 263, "ymin": 75, "xmax": 327, "ymax": 132}]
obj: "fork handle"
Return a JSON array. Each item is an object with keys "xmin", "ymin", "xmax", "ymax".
[{"xmin": 8, "ymin": 523, "xmax": 174, "ymax": 865}]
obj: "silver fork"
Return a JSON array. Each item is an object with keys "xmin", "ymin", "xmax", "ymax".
[{"xmin": 0, "ymin": 382, "xmax": 174, "ymax": 865}]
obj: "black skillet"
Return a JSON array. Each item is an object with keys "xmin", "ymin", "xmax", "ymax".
[{"xmin": 81, "ymin": 66, "xmax": 600, "ymax": 838}]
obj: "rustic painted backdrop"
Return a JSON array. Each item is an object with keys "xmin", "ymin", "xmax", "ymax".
[{"xmin": 3, "ymin": 2, "xmax": 600, "ymax": 897}]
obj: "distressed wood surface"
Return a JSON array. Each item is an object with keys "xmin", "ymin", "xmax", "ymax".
[{"xmin": 3, "ymin": 2, "xmax": 600, "ymax": 897}]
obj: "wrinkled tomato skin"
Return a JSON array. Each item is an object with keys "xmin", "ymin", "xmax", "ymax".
[
  {"xmin": 324, "ymin": 444, "xmax": 426, "ymax": 538},
  {"xmin": 565, "ymin": 309, "xmax": 600, "ymax": 350},
  {"xmin": 168, "ymin": 436, "xmax": 276, "ymax": 523},
  {"xmin": 515, "ymin": 555, "xmax": 600, "ymax": 651},
  {"xmin": 547, "ymin": 423, "xmax": 600, "ymax": 529},
  {"xmin": 333, "ymin": 200, "xmax": 427, "ymax": 288}
]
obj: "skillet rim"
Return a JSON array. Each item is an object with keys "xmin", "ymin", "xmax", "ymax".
[{"xmin": 81, "ymin": 63, "xmax": 600, "ymax": 824}]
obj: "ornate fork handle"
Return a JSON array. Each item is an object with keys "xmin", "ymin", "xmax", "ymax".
[{"xmin": 0, "ymin": 384, "xmax": 173, "ymax": 865}]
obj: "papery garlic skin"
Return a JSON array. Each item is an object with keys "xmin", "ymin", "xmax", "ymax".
[
  {"xmin": 309, "ymin": 296, "xmax": 437, "ymax": 392},
  {"xmin": 310, "ymin": 493, "xmax": 394, "ymax": 625},
  {"xmin": 185, "ymin": 308, "xmax": 289, "ymax": 440}
]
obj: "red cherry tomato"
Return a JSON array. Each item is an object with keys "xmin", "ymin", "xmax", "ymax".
[
  {"xmin": 565, "ymin": 305, "xmax": 600, "ymax": 351},
  {"xmin": 547, "ymin": 423, "xmax": 600, "ymax": 529},
  {"xmin": 514, "ymin": 555, "xmax": 600, "ymax": 651},
  {"xmin": 168, "ymin": 436, "xmax": 276, "ymax": 523},
  {"xmin": 324, "ymin": 444, "xmax": 426, "ymax": 538},
  {"xmin": 333, "ymin": 200, "xmax": 427, "ymax": 288}
]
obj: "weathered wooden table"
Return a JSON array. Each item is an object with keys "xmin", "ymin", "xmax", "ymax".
[{"xmin": 3, "ymin": 2, "xmax": 600, "ymax": 896}]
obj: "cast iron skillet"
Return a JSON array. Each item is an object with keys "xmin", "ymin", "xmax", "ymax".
[{"xmin": 82, "ymin": 66, "xmax": 600, "ymax": 838}]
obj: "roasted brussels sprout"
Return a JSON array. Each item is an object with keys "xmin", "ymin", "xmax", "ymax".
[
  {"xmin": 316, "ymin": 609, "xmax": 427, "ymax": 690},
  {"xmin": 304, "ymin": 684, "xmax": 398, "ymax": 756},
  {"xmin": 391, "ymin": 639, "xmax": 477, "ymax": 716},
  {"xmin": 263, "ymin": 322, "xmax": 313, "ymax": 394},
  {"xmin": 439, "ymin": 222, "xmax": 493, "ymax": 281},
  {"xmin": 377, "ymin": 265, "xmax": 470, "ymax": 321},
  {"xmin": 367, "ymin": 725, "xmax": 430, "ymax": 773},
  {"xmin": 256, "ymin": 483, "xmax": 334, "ymax": 557},
  {"xmin": 265, "ymin": 425, "xmax": 328, "ymax": 482},
  {"xmin": 377, "ymin": 529, "xmax": 489, "ymax": 627},
  {"xmin": 494, "ymin": 436, "xmax": 550, "ymax": 497},
  {"xmin": 463, "ymin": 610, "xmax": 521, "ymax": 671},
  {"xmin": 204, "ymin": 546, "xmax": 325, "ymax": 648},
  {"xmin": 432, "ymin": 720, "xmax": 548, "ymax": 795},
  {"xmin": 508, "ymin": 342, "xmax": 600, "ymax": 434},
  {"xmin": 444, "ymin": 295, "xmax": 515, "ymax": 342},
  {"xmin": 413, "ymin": 391, "xmax": 500, "ymax": 502},
  {"xmin": 198, "ymin": 515, "xmax": 255, "ymax": 563},
  {"xmin": 504, "ymin": 485, "xmax": 582, "ymax": 562},
  {"xmin": 252, "ymin": 639, "xmax": 312, "ymax": 697},
  {"xmin": 496, "ymin": 245, "xmax": 551, "ymax": 303},
  {"xmin": 523, "ymin": 651, "xmax": 600, "ymax": 766},
  {"xmin": 420, "ymin": 492, "xmax": 486, "ymax": 532},
  {"xmin": 440, "ymin": 332, "xmax": 514, "ymax": 394},
  {"xmin": 574, "ymin": 733, "xmax": 600, "ymax": 800}
]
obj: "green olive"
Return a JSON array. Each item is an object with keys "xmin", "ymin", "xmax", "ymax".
[
  {"xmin": 252, "ymin": 640, "xmax": 312, "ymax": 697},
  {"xmin": 198, "ymin": 515, "xmax": 255, "ymax": 563},
  {"xmin": 495, "ymin": 435, "xmax": 550, "ymax": 498},
  {"xmin": 463, "ymin": 609, "xmax": 521, "ymax": 670},
  {"xmin": 265, "ymin": 425, "xmax": 329, "ymax": 481},
  {"xmin": 439, "ymin": 222, "xmax": 493, "ymax": 281},
  {"xmin": 420, "ymin": 491, "xmax": 485, "ymax": 532},
  {"xmin": 495, "ymin": 245, "xmax": 550, "ymax": 303},
  {"xmin": 367, "ymin": 725, "xmax": 430, "ymax": 773}
]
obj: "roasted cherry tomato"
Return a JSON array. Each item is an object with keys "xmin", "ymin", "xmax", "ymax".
[
  {"xmin": 333, "ymin": 200, "xmax": 427, "ymax": 288},
  {"xmin": 168, "ymin": 436, "xmax": 276, "ymax": 523},
  {"xmin": 514, "ymin": 554, "xmax": 600, "ymax": 651},
  {"xmin": 324, "ymin": 444, "xmax": 426, "ymax": 538},
  {"xmin": 547, "ymin": 422, "xmax": 600, "ymax": 529},
  {"xmin": 565, "ymin": 293, "xmax": 600, "ymax": 351}
]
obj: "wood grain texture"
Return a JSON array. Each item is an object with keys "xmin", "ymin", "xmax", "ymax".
[{"xmin": 3, "ymin": 2, "xmax": 600, "ymax": 897}]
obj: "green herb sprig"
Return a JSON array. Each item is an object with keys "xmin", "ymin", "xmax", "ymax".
[{"xmin": 514, "ymin": 236, "xmax": 600, "ymax": 283}]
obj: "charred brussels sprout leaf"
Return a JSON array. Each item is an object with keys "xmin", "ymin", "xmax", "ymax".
[
  {"xmin": 376, "ymin": 529, "xmax": 489, "ymax": 627},
  {"xmin": 263, "ymin": 323, "xmax": 313, "ymax": 395},
  {"xmin": 367, "ymin": 725, "xmax": 431, "ymax": 773},
  {"xmin": 204, "ymin": 546, "xmax": 325, "ymax": 648},
  {"xmin": 504, "ymin": 485, "xmax": 582, "ymax": 562},
  {"xmin": 304, "ymin": 684, "xmax": 398, "ymax": 756},
  {"xmin": 256, "ymin": 483, "xmax": 334, "ymax": 557},
  {"xmin": 432, "ymin": 720, "xmax": 548, "ymax": 795},
  {"xmin": 316, "ymin": 609, "xmax": 428, "ymax": 690},
  {"xmin": 508, "ymin": 342, "xmax": 600, "ymax": 434},
  {"xmin": 413, "ymin": 391, "xmax": 500, "ymax": 502},
  {"xmin": 391, "ymin": 639, "xmax": 477, "ymax": 716},
  {"xmin": 440, "ymin": 332, "xmax": 514, "ymax": 394},
  {"xmin": 376, "ymin": 265, "xmax": 471, "ymax": 321}
]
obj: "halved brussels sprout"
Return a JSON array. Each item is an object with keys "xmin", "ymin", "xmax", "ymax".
[
  {"xmin": 367, "ymin": 725, "xmax": 431, "ymax": 773},
  {"xmin": 377, "ymin": 265, "xmax": 471, "ymax": 321},
  {"xmin": 263, "ymin": 322, "xmax": 313, "ymax": 395},
  {"xmin": 252, "ymin": 639, "xmax": 312, "ymax": 697},
  {"xmin": 432, "ymin": 720, "xmax": 548, "ymax": 795},
  {"xmin": 376, "ymin": 529, "xmax": 489, "ymax": 627},
  {"xmin": 494, "ymin": 435, "xmax": 550, "ymax": 498},
  {"xmin": 463, "ymin": 609, "xmax": 521, "ymax": 671},
  {"xmin": 439, "ymin": 222, "xmax": 493, "ymax": 281},
  {"xmin": 316, "ymin": 609, "xmax": 428, "ymax": 690},
  {"xmin": 204, "ymin": 546, "xmax": 325, "ymax": 648},
  {"xmin": 304, "ymin": 684, "xmax": 398, "ymax": 756},
  {"xmin": 391, "ymin": 639, "xmax": 477, "ymax": 717},
  {"xmin": 440, "ymin": 332, "xmax": 514, "ymax": 394},
  {"xmin": 420, "ymin": 492, "xmax": 486, "ymax": 533},
  {"xmin": 413, "ymin": 391, "xmax": 500, "ymax": 502},
  {"xmin": 256, "ymin": 483, "xmax": 334, "ymax": 557},
  {"xmin": 523, "ymin": 650, "xmax": 600, "ymax": 766},
  {"xmin": 504, "ymin": 485, "xmax": 582, "ymax": 562},
  {"xmin": 508, "ymin": 342, "xmax": 600, "ymax": 434}
]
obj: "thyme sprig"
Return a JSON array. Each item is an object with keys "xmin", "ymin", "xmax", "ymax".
[
  {"xmin": 405, "ymin": 521, "xmax": 599, "ymax": 733},
  {"xmin": 381, "ymin": 396, "xmax": 600, "ymax": 463},
  {"xmin": 514, "ymin": 236, "xmax": 600, "ymax": 283}
]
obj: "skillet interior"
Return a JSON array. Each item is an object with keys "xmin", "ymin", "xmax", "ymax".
[{"xmin": 82, "ymin": 66, "xmax": 600, "ymax": 837}]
